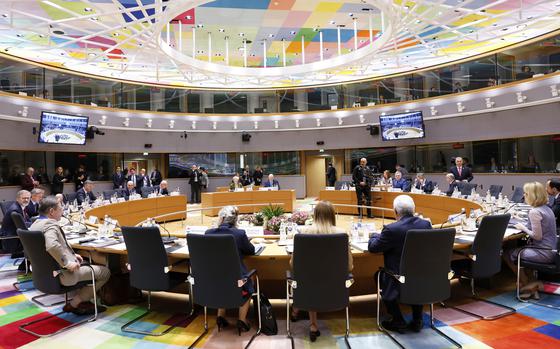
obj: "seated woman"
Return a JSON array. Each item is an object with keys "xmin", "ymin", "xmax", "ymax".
[
  {"xmin": 290, "ymin": 201, "xmax": 353, "ymax": 342},
  {"xmin": 505, "ymin": 182, "xmax": 558, "ymax": 299},
  {"xmin": 379, "ymin": 170, "xmax": 393, "ymax": 186},
  {"xmin": 205, "ymin": 206, "xmax": 256, "ymax": 334},
  {"xmin": 229, "ymin": 176, "xmax": 243, "ymax": 191}
]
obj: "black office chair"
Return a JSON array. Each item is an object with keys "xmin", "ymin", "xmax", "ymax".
[
  {"xmin": 16, "ymin": 229, "xmax": 98, "ymax": 337},
  {"xmin": 489, "ymin": 185, "xmax": 503, "ymax": 198},
  {"xmin": 64, "ymin": 192, "xmax": 78, "ymax": 204},
  {"xmin": 141, "ymin": 186, "xmax": 155, "ymax": 198},
  {"xmin": 287, "ymin": 233, "xmax": 353, "ymax": 348},
  {"xmin": 376, "ymin": 228, "xmax": 461, "ymax": 348},
  {"xmin": 511, "ymin": 187, "xmax": 524, "ymax": 203},
  {"xmin": 102, "ymin": 190, "xmax": 118, "ymax": 200},
  {"xmin": 9, "ymin": 212, "xmax": 34, "ymax": 292},
  {"xmin": 187, "ymin": 233, "xmax": 262, "ymax": 349},
  {"xmin": 334, "ymin": 181, "xmax": 353, "ymax": 190},
  {"xmin": 516, "ymin": 236, "xmax": 560, "ymax": 310},
  {"xmin": 121, "ymin": 226, "xmax": 189, "ymax": 336},
  {"xmin": 448, "ymin": 214, "xmax": 515, "ymax": 320},
  {"xmin": 1, "ymin": 200, "xmax": 15, "ymax": 215},
  {"xmin": 459, "ymin": 183, "xmax": 478, "ymax": 196}
]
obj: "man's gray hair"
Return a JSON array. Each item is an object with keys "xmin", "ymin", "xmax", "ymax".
[
  {"xmin": 31, "ymin": 188, "xmax": 44, "ymax": 196},
  {"xmin": 16, "ymin": 190, "xmax": 30, "ymax": 198},
  {"xmin": 218, "ymin": 205, "xmax": 239, "ymax": 226},
  {"xmin": 446, "ymin": 173, "xmax": 455, "ymax": 180},
  {"xmin": 393, "ymin": 195, "xmax": 415, "ymax": 216},
  {"xmin": 416, "ymin": 173, "xmax": 425, "ymax": 179},
  {"xmin": 38, "ymin": 196, "xmax": 60, "ymax": 216},
  {"xmin": 84, "ymin": 180, "xmax": 94, "ymax": 185}
]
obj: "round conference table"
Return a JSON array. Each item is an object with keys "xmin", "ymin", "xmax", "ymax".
[{"xmin": 72, "ymin": 190, "xmax": 503, "ymax": 298}]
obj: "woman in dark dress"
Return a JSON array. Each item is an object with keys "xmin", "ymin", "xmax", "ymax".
[
  {"xmin": 205, "ymin": 206, "xmax": 256, "ymax": 334},
  {"xmin": 51, "ymin": 166, "xmax": 67, "ymax": 195}
]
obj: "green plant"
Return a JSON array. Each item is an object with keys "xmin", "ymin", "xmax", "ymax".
[
  {"xmin": 251, "ymin": 212, "xmax": 264, "ymax": 226},
  {"xmin": 260, "ymin": 205, "xmax": 285, "ymax": 220}
]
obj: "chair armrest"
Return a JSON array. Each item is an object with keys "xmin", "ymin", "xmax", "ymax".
[
  {"xmin": 238, "ymin": 269, "xmax": 257, "ymax": 287},
  {"xmin": 245, "ymin": 269, "xmax": 257, "ymax": 279},
  {"xmin": 517, "ymin": 246, "xmax": 558, "ymax": 255},
  {"xmin": 286, "ymin": 270, "xmax": 293, "ymax": 281},
  {"xmin": 453, "ymin": 249, "xmax": 475, "ymax": 260},
  {"xmin": 377, "ymin": 267, "xmax": 405, "ymax": 283},
  {"xmin": 346, "ymin": 273, "xmax": 354, "ymax": 288}
]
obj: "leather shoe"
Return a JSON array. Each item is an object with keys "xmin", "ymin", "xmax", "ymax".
[
  {"xmin": 408, "ymin": 319, "xmax": 423, "ymax": 332},
  {"xmin": 79, "ymin": 301, "xmax": 106, "ymax": 313},
  {"xmin": 63, "ymin": 303, "xmax": 93, "ymax": 315},
  {"xmin": 381, "ymin": 320, "xmax": 407, "ymax": 333},
  {"xmin": 309, "ymin": 329, "xmax": 321, "ymax": 342}
]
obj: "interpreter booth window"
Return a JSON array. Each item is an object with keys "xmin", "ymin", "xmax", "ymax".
[
  {"xmin": 471, "ymin": 140, "xmax": 500, "ymax": 173},
  {"xmin": 213, "ymin": 92, "xmax": 248, "ymax": 114},
  {"xmin": 242, "ymin": 151, "xmax": 301, "ymax": 175},
  {"xmin": 415, "ymin": 143, "xmax": 473, "ymax": 173},
  {"xmin": 54, "ymin": 153, "xmax": 119, "ymax": 183},
  {"xmin": 501, "ymin": 33, "xmax": 560, "ymax": 81},
  {"xmin": 123, "ymin": 153, "xmax": 163, "ymax": 178},
  {"xmin": 349, "ymin": 148, "xmax": 398, "ymax": 173},
  {"xmin": 168, "ymin": 153, "xmax": 237, "ymax": 177},
  {"xmin": 0, "ymin": 58, "xmax": 44, "ymax": 97},
  {"xmin": 0, "ymin": 151, "xmax": 25, "ymax": 186},
  {"xmin": 517, "ymin": 135, "xmax": 560, "ymax": 173}
]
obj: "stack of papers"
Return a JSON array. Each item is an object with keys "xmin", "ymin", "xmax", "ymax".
[{"xmin": 351, "ymin": 242, "xmax": 369, "ymax": 252}]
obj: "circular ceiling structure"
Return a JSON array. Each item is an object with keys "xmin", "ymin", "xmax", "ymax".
[{"xmin": 0, "ymin": 0, "xmax": 559, "ymax": 89}]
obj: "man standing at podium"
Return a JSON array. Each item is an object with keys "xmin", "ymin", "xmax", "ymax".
[{"xmin": 352, "ymin": 157, "xmax": 373, "ymax": 218}]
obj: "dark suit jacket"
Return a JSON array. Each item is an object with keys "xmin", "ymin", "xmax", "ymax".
[
  {"xmin": 253, "ymin": 170, "xmax": 263, "ymax": 186},
  {"xmin": 150, "ymin": 170, "xmax": 162, "ymax": 186},
  {"xmin": 352, "ymin": 165, "xmax": 370, "ymax": 187},
  {"xmin": 414, "ymin": 180, "xmax": 434, "ymax": 194},
  {"xmin": 368, "ymin": 215, "xmax": 432, "ymax": 301},
  {"xmin": 189, "ymin": 170, "xmax": 201, "ymax": 185},
  {"xmin": 112, "ymin": 172, "xmax": 125, "ymax": 189},
  {"xmin": 327, "ymin": 166, "xmax": 337, "ymax": 183},
  {"xmin": 392, "ymin": 178, "xmax": 411, "ymax": 192},
  {"xmin": 446, "ymin": 180, "xmax": 461, "ymax": 196},
  {"xmin": 550, "ymin": 194, "xmax": 560, "ymax": 229},
  {"xmin": 51, "ymin": 174, "xmax": 66, "ymax": 194},
  {"xmin": 20, "ymin": 174, "xmax": 35, "ymax": 191},
  {"xmin": 160, "ymin": 188, "xmax": 169, "ymax": 196},
  {"xmin": 205, "ymin": 224, "xmax": 255, "ymax": 279},
  {"xmin": 124, "ymin": 188, "xmax": 136, "ymax": 200},
  {"xmin": 0, "ymin": 202, "xmax": 30, "ymax": 253},
  {"xmin": 140, "ymin": 174, "xmax": 151, "ymax": 188},
  {"xmin": 25, "ymin": 201, "xmax": 39, "ymax": 218},
  {"xmin": 263, "ymin": 179, "xmax": 280, "ymax": 189},
  {"xmin": 127, "ymin": 174, "xmax": 142, "ymax": 189},
  {"xmin": 450, "ymin": 166, "xmax": 473, "ymax": 182},
  {"xmin": 76, "ymin": 188, "xmax": 96, "ymax": 205}
]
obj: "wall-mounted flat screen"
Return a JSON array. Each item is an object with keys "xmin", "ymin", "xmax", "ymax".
[
  {"xmin": 38, "ymin": 111, "xmax": 89, "ymax": 145},
  {"xmin": 379, "ymin": 111, "xmax": 425, "ymax": 141}
]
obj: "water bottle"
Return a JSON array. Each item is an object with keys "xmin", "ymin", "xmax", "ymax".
[
  {"xmin": 498, "ymin": 193, "xmax": 503, "ymax": 206},
  {"xmin": 279, "ymin": 222, "xmax": 287, "ymax": 242}
]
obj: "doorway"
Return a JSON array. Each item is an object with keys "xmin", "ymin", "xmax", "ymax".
[{"xmin": 305, "ymin": 151, "xmax": 344, "ymax": 198}]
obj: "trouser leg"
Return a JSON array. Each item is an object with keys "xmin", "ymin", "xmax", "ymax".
[
  {"xmin": 383, "ymin": 300, "xmax": 405, "ymax": 323},
  {"xmin": 62, "ymin": 265, "xmax": 111, "ymax": 303},
  {"xmin": 364, "ymin": 187, "xmax": 372, "ymax": 217},
  {"xmin": 355, "ymin": 188, "xmax": 363, "ymax": 217},
  {"xmin": 411, "ymin": 304, "xmax": 423, "ymax": 321}
]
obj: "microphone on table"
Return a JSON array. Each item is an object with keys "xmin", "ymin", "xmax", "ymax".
[{"xmin": 439, "ymin": 208, "xmax": 466, "ymax": 229}]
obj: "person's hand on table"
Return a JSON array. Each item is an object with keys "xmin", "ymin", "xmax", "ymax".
[{"xmin": 514, "ymin": 223, "xmax": 528, "ymax": 233}]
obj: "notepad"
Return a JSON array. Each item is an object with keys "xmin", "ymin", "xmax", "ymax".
[
  {"xmin": 351, "ymin": 242, "xmax": 369, "ymax": 252},
  {"xmin": 254, "ymin": 245, "xmax": 265, "ymax": 256}
]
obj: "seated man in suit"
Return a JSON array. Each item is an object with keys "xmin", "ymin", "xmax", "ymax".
[
  {"xmin": 159, "ymin": 180, "xmax": 169, "ymax": 196},
  {"xmin": 124, "ymin": 181, "xmax": 137, "ymax": 200},
  {"xmin": 0, "ymin": 190, "xmax": 31, "ymax": 259},
  {"xmin": 368, "ymin": 195, "xmax": 432, "ymax": 332},
  {"xmin": 450, "ymin": 157, "xmax": 473, "ymax": 182},
  {"xmin": 30, "ymin": 196, "xmax": 110, "ymax": 315},
  {"xmin": 25, "ymin": 188, "xmax": 44, "ymax": 218},
  {"xmin": 392, "ymin": 171, "xmax": 411, "ymax": 192},
  {"xmin": 76, "ymin": 180, "xmax": 97, "ymax": 206},
  {"xmin": 445, "ymin": 173, "xmax": 461, "ymax": 196},
  {"xmin": 263, "ymin": 173, "xmax": 280, "ymax": 189},
  {"xmin": 413, "ymin": 173, "xmax": 434, "ymax": 194},
  {"xmin": 546, "ymin": 178, "xmax": 560, "ymax": 231}
]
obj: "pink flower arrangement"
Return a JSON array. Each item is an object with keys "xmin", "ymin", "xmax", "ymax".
[{"xmin": 289, "ymin": 210, "xmax": 309, "ymax": 225}]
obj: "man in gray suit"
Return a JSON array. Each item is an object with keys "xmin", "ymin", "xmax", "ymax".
[{"xmin": 30, "ymin": 196, "xmax": 110, "ymax": 315}]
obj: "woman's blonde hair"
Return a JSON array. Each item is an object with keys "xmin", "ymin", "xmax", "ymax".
[
  {"xmin": 383, "ymin": 170, "xmax": 391, "ymax": 178},
  {"xmin": 313, "ymin": 201, "xmax": 337, "ymax": 233},
  {"xmin": 523, "ymin": 181, "xmax": 548, "ymax": 207}
]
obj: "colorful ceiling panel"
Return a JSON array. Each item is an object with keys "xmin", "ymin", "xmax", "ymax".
[{"xmin": 0, "ymin": 0, "xmax": 558, "ymax": 89}]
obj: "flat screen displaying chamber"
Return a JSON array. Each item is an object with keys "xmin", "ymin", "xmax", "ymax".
[
  {"xmin": 379, "ymin": 111, "xmax": 425, "ymax": 141},
  {"xmin": 38, "ymin": 111, "xmax": 89, "ymax": 145}
]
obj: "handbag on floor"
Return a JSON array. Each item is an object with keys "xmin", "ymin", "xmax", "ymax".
[{"xmin": 253, "ymin": 293, "xmax": 278, "ymax": 335}]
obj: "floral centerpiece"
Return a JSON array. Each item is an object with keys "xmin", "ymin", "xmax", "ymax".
[
  {"xmin": 267, "ymin": 215, "xmax": 287, "ymax": 234},
  {"xmin": 288, "ymin": 210, "xmax": 309, "ymax": 225}
]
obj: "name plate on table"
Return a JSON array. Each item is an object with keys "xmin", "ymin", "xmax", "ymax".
[
  {"xmin": 170, "ymin": 191, "xmax": 180, "ymax": 196},
  {"xmin": 389, "ymin": 188, "xmax": 402, "ymax": 192},
  {"xmin": 351, "ymin": 242, "xmax": 369, "ymax": 252},
  {"xmin": 185, "ymin": 226, "xmax": 208, "ymax": 235},
  {"xmin": 325, "ymin": 186, "xmax": 335, "ymax": 191},
  {"xmin": 235, "ymin": 188, "xmax": 244, "ymax": 192},
  {"xmin": 259, "ymin": 187, "xmax": 270, "ymax": 191},
  {"xmin": 88, "ymin": 215, "xmax": 98, "ymax": 224},
  {"xmin": 117, "ymin": 197, "xmax": 126, "ymax": 203}
]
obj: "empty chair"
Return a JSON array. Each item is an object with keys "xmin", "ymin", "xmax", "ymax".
[
  {"xmin": 459, "ymin": 182, "xmax": 478, "ymax": 196},
  {"xmin": 334, "ymin": 181, "xmax": 353, "ymax": 190},
  {"xmin": 141, "ymin": 186, "xmax": 155, "ymax": 198},
  {"xmin": 121, "ymin": 226, "xmax": 189, "ymax": 336},
  {"xmin": 187, "ymin": 233, "xmax": 262, "ymax": 349},
  {"xmin": 376, "ymin": 228, "xmax": 461, "ymax": 348},
  {"xmin": 287, "ymin": 233, "xmax": 353, "ymax": 348},
  {"xmin": 448, "ymin": 214, "xmax": 515, "ymax": 320},
  {"xmin": 102, "ymin": 190, "xmax": 118, "ymax": 200},
  {"xmin": 511, "ymin": 187, "xmax": 524, "ymax": 203},
  {"xmin": 64, "ymin": 192, "xmax": 78, "ymax": 204},
  {"xmin": 10, "ymin": 212, "xmax": 33, "ymax": 292},
  {"xmin": 16, "ymin": 229, "xmax": 98, "ymax": 337},
  {"xmin": 489, "ymin": 185, "xmax": 503, "ymax": 198},
  {"xmin": 1, "ymin": 200, "xmax": 15, "ymax": 215}
]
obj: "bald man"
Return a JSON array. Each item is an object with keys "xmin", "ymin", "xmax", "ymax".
[{"xmin": 352, "ymin": 158, "xmax": 373, "ymax": 218}]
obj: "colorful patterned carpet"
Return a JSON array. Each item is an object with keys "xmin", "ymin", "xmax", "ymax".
[{"xmin": 2, "ymin": 254, "xmax": 560, "ymax": 349}]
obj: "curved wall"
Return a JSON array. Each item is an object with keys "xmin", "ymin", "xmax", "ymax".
[{"xmin": 0, "ymin": 73, "xmax": 559, "ymax": 153}]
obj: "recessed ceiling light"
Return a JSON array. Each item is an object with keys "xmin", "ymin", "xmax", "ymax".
[
  {"xmin": 53, "ymin": 30, "xmax": 65, "ymax": 35},
  {"xmin": 239, "ymin": 32, "xmax": 245, "ymax": 37},
  {"xmin": 186, "ymin": 15, "xmax": 192, "ymax": 20},
  {"xmin": 219, "ymin": 28, "xmax": 225, "ymax": 32},
  {"xmin": 289, "ymin": 31, "xmax": 296, "ymax": 35},
  {"xmin": 196, "ymin": 24, "xmax": 204, "ymax": 28},
  {"xmin": 268, "ymin": 33, "xmax": 275, "ymax": 38},
  {"xmin": 84, "ymin": 7, "xmax": 92, "ymax": 12}
]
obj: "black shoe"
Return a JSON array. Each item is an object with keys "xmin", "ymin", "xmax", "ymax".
[
  {"xmin": 408, "ymin": 319, "xmax": 423, "ymax": 333},
  {"xmin": 236, "ymin": 320, "xmax": 250, "ymax": 336},
  {"xmin": 17, "ymin": 261, "xmax": 27, "ymax": 272},
  {"xmin": 309, "ymin": 329, "xmax": 321, "ymax": 342},
  {"xmin": 216, "ymin": 316, "xmax": 229, "ymax": 331},
  {"xmin": 381, "ymin": 320, "xmax": 407, "ymax": 333}
]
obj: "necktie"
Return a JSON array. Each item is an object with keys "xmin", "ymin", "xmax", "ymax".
[{"xmin": 458, "ymin": 167, "xmax": 462, "ymax": 177}]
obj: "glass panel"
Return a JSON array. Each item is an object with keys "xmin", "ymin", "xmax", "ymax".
[
  {"xmin": 168, "ymin": 153, "xmax": 237, "ymax": 177},
  {"xmin": 415, "ymin": 142, "xmax": 473, "ymax": 173},
  {"xmin": 54, "ymin": 153, "xmax": 119, "ymax": 188},
  {"xmin": 472, "ymin": 139, "xmax": 500, "ymax": 172},
  {"xmin": 0, "ymin": 150, "xmax": 25, "ymax": 186},
  {"xmin": 213, "ymin": 92, "xmax": 247, "ymax": 113},
  {"xmin": 517, "ymin": 135, "xmax": 560, "ymax": 173},
  {"xmin": 243, "ymin": 151, "xmax": 300, "ymax": 175}
]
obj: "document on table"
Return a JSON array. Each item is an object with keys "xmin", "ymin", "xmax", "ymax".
[{"xmin": 351, "ymin": 242, "xmax": 369, "ymax": 252}]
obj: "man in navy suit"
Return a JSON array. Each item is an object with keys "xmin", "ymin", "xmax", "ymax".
[
  {"xmin": 368, "ymin": 195, "xmax": 432, "ymax": 333},
  {"xmin": 123, "ymin": 181, "xmax": 137, "ymax": 200},
  {"xmin": 413, "ymin": 173, "xmax": 434, "ymax": 194},
  {"xmin": 0, "ymin": 190, "xmax": 31, "ymax": 257},
  {"xmin": 76, "ymin": 180, "xmax": 97, "ymax": 205},
  {"xmin": 445, "ymin": 173, "xmax": 461, "ymax": 196},
  {"xmin": 449, "ymin": 157, "xmax": 473, "ymax": 182},
  {"xmin": 392, "ymin": 171, "xmax": 411, "ymax": 192},
  {"xmin": 112, "ymin": 166, "xmax": 125, "ymax": 189},
  {"xmin": 25, "ymin": 188, "xmax": 44, "ymax": 218},
  {"xmin": 263, "ymin": 174, "xmax": 280, "ymax": 189}
]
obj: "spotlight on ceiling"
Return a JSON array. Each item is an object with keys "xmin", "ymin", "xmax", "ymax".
[
  {"xmin": 212, "ymin": 121, "xmax": 217, "ymax": 130},
  {"xmin": 316, "ymin": 118, "xmax": 321, "ymax": 127},
  {"xmin": 516, "ymin": 92, "xmax": 527, "ymax": 103},
  {"xmin": 338, "ymin": 117, "xmax": 343, "ymax": 125},
  {"xmin": 457, "ymin": 102, "xmax": 466, "ymax": 112},
  {"xmin": 295, "ymin": 120, "xmax": 300, "ymax": 128},
  {"xmin": 233, "ymin": 121, "xmax": 238, "ymax": 130},
  {"xmin": 359, "ymin": 114, "xmax": 365, "ymax": 123},
  {"xmin": 274, "ymin": 120, "xmax": 279, "ymax": 129},
  {"xmin": 485, "ymin": 98, "xmax": 495, "ymax": 108}
]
